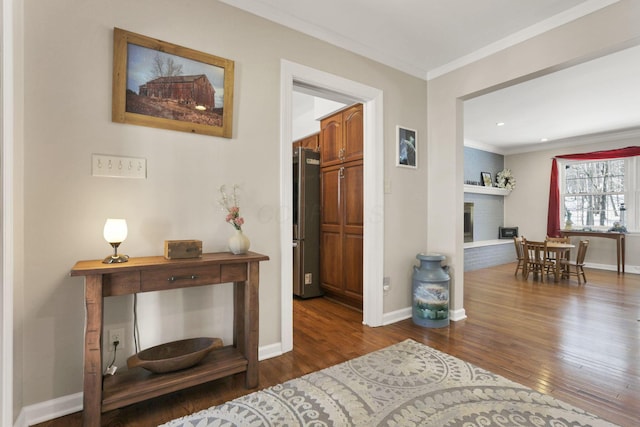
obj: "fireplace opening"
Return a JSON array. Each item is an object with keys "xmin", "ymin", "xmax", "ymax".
[{"xmin": 464, "ymin": 202, "xmax": 474, "ymax": 243}]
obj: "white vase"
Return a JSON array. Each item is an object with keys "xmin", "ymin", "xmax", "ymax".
[{"xmin": 228, "ymin": 229, "xmax": 250, "ymax": 255}]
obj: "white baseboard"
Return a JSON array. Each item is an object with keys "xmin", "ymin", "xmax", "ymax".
[
  {"xmin": 623, "ymin": 265, "xmax": 640, "ymax": 274},
  {"xmin": 585, "ymin": 262, "xmax": 639, "ymax": 274},
  {"xmin": 17, "ymin": 392, "xmax": 82, "ymax": 427},
  {"xmin": 382, "ymin": 306, "xmax": 467, "ymax": 324},
  {"xmin": 382, "ymin": 307, "xmax": 411, "ymax": 325},
  {"xmin": 450, "ymin": 308, "xmax": 467, "ymax": 321},
  {"xmin": 259, "ymin": 342, "xmax": 283, "ymax": 361}
]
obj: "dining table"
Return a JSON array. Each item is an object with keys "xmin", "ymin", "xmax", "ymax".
[{"xmin": 546, "ymin": 241, "xmax": 575, "ymax": 282}]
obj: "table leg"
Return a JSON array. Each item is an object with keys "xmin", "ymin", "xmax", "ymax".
[
  {"xmin": 618, "ymin": 234, "xmax": 626, "ymax": 274},
  {"xmin": 83, "ymin": 275, "xmax": 103, "ymax": 427},
  {"xmin": 621, "ymin": 234, "xmax": 625, "ymax": 274},
  {"xmin": 245, "ymin": 261, "xmax": 259, "ymax": 388},
  {"xmin": 554, "ymin": 248, "xmax": 570, "ymax": 282},
  {"xmin": 234, "ymin": 261, "xmax": 259, "ymax": 389},
  {"xmin": 233, "ymin": 281, "xmax": 244, "ymax": 351}
]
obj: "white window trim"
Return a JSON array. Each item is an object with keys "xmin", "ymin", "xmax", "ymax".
[{"xmin": 559, "ymin": 157, "xmax": 637, "ymax": 232}]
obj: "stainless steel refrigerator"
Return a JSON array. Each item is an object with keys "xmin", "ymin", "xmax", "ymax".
[{"xmin": 293, "ymin": 147, "xmax": 323, "ymax": 298}]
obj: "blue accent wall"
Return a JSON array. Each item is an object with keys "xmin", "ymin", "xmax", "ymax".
[
  {"xmin": 464, "ymin": 147, "xmax": 503, "ymax": 185},
  {"xmin": 463, "ymin": 147, "xmax": 513, "ymax": 270},
  {"xmin": 464, "ymin": 147, "xmax": 506, "ymax": 241}
]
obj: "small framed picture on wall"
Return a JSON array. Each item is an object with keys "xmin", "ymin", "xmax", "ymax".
[
  {"xmin": 481, "ymin": 172, "xmax": 493, "ymax": 186},
  {"xmin": 396, "ymin": 126, "xmax": 417, "ymax": 168}
]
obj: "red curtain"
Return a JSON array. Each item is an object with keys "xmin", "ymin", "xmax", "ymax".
[
  {"xmin": 547, "ymin": 159, "xmax": 560, "ymax": 236},
  {"xmin": 547, "ymin": 146, "xmax": 640, "ymax": 237}
]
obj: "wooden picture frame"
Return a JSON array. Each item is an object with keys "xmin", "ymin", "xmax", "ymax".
[
  {"xmin": 481, "ymin": 172, "xmax": 493, "ymax": 187},
  {"xmin": 112, "ymin": 28, "xmax": 234, "ymax": 138},
  {"xmin": 396, "ymin": 126, "xmax": 417, "ymax": 168}
]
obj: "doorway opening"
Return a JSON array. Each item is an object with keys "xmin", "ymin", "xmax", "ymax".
[
  {"xmin": 280, "ymin": 60, "xmax": 384, "ymax": 354},
  {"xmin": 291, "ymin": 89, "xmax": 347, "ymax": 302}
]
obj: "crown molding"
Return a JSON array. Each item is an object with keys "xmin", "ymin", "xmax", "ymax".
[
  {"xmin": 221, "ymin": 0, "xmax": 618, "ymax": 81},
  {"xmin": 501, "ymin": 127, "xmax": 640, "ymax": 156},
  {"xmin": 219, "ymin": 0, "xmax": 427, "ymax": 79}
]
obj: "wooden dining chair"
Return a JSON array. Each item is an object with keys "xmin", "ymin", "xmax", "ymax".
[
  {"xmin": 523, "ymin": 240, "xmax": 555, "ymax": 281},
  {"xmin": 560, "ymin": 239, "xmax": 589, "ymax": 284},
  {"xmin": 513, "ymin": 236, "xmax": 525, "ymax": 276}
]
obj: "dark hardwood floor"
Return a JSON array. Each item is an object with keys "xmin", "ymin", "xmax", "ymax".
[{"xmin": 34, "ymin": 263, "xmax": 640, "ymax": 426}]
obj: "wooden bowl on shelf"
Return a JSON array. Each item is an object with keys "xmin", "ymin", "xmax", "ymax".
[{"xmin": 127, "ymin": 337, "xmax": 223, "ymax": 374}]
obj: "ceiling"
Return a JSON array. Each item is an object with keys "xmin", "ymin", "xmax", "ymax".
[
  {"xmin": 464, "ymin": 44, "xmax": 640, "ymax": 154},
  {"xmin": 220, "ymin": 0, "xmax": 639, "ymax": 153}
]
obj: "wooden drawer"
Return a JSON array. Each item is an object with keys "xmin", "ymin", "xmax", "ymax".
[
  {"xmin": 141, "ymin": 265, "xmax": 221, "ymax": 292},
  {"xmin": 104, "ymin": 271, "xmax": 141, "ymax": 296},
  {"xmin": 221, "ymin": 263, "xmax": 247, "ymax": 282}
]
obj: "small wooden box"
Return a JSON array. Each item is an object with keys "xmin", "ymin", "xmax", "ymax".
[{"xmin": 164, "ymin": 240, "xmax": 202, "ymax": 259}]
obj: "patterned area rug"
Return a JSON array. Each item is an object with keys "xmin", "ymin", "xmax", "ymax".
[{"xmin": 160, "ymin": 339, "xmax": 618, "ymax": 427}]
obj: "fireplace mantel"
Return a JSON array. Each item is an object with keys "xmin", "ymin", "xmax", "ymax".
[{"xmin": 464, "ymin": 184, "xmax": 511, "ymax": 196}]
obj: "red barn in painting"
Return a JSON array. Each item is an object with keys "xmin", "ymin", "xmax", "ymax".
[{"xmin": 139, "ymin": 74, "xmax": 216, "ymax": 110}]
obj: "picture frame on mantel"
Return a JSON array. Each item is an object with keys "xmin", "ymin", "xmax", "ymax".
[
  {"xmin": 481, "ymin": 171, "xmax": 493, "ymax": 186},
  {"xmin": 396, "ymin": 126, "xmax": 417, "ymax": 168},
  {"xmin": 112, "ymin": 28, "xmax": 235, "ymax": 138}
]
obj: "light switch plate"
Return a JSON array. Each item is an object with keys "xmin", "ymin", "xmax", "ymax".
[{"xmin": 92, "ymin": 154, "xmax": 146, "ymax": 179}]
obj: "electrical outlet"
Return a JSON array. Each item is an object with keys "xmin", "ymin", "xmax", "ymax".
[
  {"xmin": 108, "ymin": 328, "xmax": 125, "ymax": 350},
  {"xmin": 383, "ymin": 276, "xmax": 391, "ymax": 292}
]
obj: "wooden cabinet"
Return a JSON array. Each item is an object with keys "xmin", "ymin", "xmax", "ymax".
[
  {"xmin": 317, "ymin": 103, "xmax": 363, "ymax": 308},
  {"xmin": 70, "ymin": 252, "xmax": 269, "ymax": 426},
  {"xmin": 292, "ymin": 133, "xmax": 319, "ymax": 151},
  {"xmin": 320, "ymin": 160, "xmax": 364, "ymax": 307},
  {"xmin": 320, "ymin": 104, "xmax": 363, "ymax": 167}
]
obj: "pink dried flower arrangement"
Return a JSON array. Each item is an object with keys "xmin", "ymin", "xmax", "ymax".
[{"xmin": 219, "ymin": 184, "xmax": 244, "ymax": 231}]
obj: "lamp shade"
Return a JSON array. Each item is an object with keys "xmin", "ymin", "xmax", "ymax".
[{"xmin": 103, "ymin": 218, "xmax": 128, "ymax": 243}]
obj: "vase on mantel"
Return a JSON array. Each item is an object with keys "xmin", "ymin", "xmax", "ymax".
[{"xmin": 228, "ymin": 229, "xmax": 250, "ymax": 255}]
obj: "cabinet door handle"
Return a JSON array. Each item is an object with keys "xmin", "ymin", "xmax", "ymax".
[
  {"xmin": 339, "ymin": 167, "xmax": 345, "ymax": 179},
  {"xmin": 339, "ymin": 148, "xmax": 345, "ymax": 160},
  {"xmin": 168, "ymin": 275, "xmax": 198, "ymax": 282}
]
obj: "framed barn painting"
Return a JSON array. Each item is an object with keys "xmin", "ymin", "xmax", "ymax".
[
  {"xmin": 396, "ymin": 125, "xmax": 417, "ymax": 168},
  {"xmin": 112, "ymin": 28, "xmax": 234, "ymax": 138}
]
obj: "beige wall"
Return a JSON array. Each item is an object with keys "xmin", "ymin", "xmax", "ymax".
[
  {"xmin": 427, "ymin": 0, "xmax": 640, "ymax": 313},
  {"xmin": 16, "ymin": 0, "xmax": 428, "ymax": 409},
  {"xmin": 13, "ymin": 0, "xmax": 640, "ymax": 417}
]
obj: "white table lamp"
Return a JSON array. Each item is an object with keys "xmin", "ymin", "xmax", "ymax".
[{"xmin": 103, "ymin": 218, "xmax": 129, "ymax": 264}]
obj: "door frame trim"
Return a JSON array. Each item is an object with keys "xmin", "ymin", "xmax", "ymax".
[
  {"xmin": 279, "ymin": 60, "xmax": 384, "ymax": 352},
  {"xmin": 1, "ymin": 0, "xmax": 15, "ymax": 423}
]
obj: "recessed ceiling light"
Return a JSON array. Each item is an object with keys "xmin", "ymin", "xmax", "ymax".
[
  {"xmin": 496, "ymin": 122, "xmax": 505, "ymax": 127},
  {"xmin": 541, "ymin": 138, "xmax": 549, "ymax": 142}
]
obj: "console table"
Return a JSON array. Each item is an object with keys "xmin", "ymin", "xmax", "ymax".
[
  {"xmin": 70, "ymin": 251, "xmax": 269, "ymax": 427},
  {"xmin": 559, "ymin": 230, "xmax": 625, "ymax": 273}
]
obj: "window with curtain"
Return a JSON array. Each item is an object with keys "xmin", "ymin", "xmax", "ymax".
[{"xmin": 560, "ymin": 157, "xmax": 637, "ymax": 230}]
